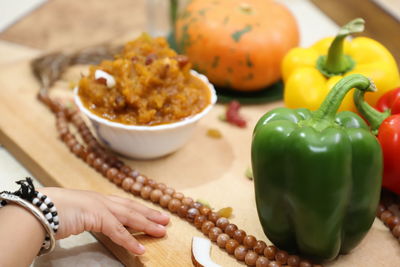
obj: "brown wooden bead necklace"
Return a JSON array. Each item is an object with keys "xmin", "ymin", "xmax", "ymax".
[
  {"xmin": 31, "ymin": 46, "xmax": 398, "ymax": 267},
  {"xmin": 377, "ymin": 190, "xmax": 400, "ymax": 241},
  {"xmin": 39, "ymin": 94, "xmax": 322, "ymax": 267}
]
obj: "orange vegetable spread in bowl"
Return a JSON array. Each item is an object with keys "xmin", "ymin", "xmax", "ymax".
[{"xmin": 78, "ymin": 33, "xmax": 211, "ymax": 126}]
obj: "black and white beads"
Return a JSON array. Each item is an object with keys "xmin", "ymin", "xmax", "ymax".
[
  {"xmin": 0, "ymin": 178, "xmax": 57, "ymax": 256},
  {"xmin": 0, "ymin": 199, "xmax": 7, "ymax": 208},
  {"xmin": 33, "ymin": 191, "xmax": 59, "ymax": 233}
]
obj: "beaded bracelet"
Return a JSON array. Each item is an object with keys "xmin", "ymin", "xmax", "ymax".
[
  {"xmin": 32, "ymin": 191, "xmax": 59, "ymax": 233},
  {"xmin": 0, "ymin": 178, "xmax": 58, "ymax": 256}
]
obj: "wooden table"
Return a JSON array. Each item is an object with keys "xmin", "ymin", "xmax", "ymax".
[{"xmin": 1, "ymin": 1, "xmax": 400, "ymax": 266}]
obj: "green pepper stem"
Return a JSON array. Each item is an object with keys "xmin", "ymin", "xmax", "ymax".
[
  {"xmin": 354, "ymin": 89, "xmax": 390, "ymax": 133},
  {"xmin": 317, "ymin": 18, "xmax": 364, "ymax": 76},
  {"xmin": 313, "ymin": 74, "xmax": 375, "ymax": 121}
]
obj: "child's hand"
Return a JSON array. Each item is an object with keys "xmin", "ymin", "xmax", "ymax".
[{"xmin": 39, "ymin": 187, "xmax": 170, "ymax": 255}]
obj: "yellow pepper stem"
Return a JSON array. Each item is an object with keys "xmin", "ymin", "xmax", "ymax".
[{"xmin": 317, "ymin": 18, "xmax": 365, "ymax": 77}]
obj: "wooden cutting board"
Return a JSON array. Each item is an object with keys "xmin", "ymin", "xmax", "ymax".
[{"xmin": 0, "ymin": 58, "xmax": 399, "ymax": 267}]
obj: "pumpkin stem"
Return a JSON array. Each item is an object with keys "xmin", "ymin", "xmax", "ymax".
[
  {"xmin": 170, "ymin": 0, "xmax": 179, "ymax": 31},
  {"xmin": 316, "ymin": 18, "xmax": 364, "ymax": 77}
]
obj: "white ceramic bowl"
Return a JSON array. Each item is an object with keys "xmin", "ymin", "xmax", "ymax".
[{"xmin": 74, "ymin": 70, "xmax": 217, "ymax": 159}]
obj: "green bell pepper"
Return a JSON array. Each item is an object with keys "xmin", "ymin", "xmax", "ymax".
[{"xmin": 251, "ymin": 74, "xmax": 382, "ymax": 261}]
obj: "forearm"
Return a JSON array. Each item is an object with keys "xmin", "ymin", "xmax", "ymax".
[
  {"xmin": 0, "ymin": 181, "xmax": 170, "ymax": 261},
  {"xmin": 0, "ymin": 204, "xmax": 46, "ymax": 267}
]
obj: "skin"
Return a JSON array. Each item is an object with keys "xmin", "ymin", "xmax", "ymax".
[{"xmin": 0, "ymin": 187, "xmax": 170, "ymax": 267}]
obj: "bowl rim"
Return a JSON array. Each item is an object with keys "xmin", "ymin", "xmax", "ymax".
[{"xmin": 74, "ymin": 70, "xmax": 217, "ymax": 131}]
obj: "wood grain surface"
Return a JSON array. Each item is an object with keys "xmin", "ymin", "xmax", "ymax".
[
  {"xmin": 0, "ymin": 57, "xmax": 400, "ymax": 266},
  {"xmin": 0, "ymin": 0, "xmax": 147, "ymax": 51}
]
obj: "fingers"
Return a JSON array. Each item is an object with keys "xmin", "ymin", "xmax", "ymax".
[
  {"xmin": 106, "ymin": 195, "xmax": 170, "ymax": 225},
  {"xmin": 101, "ymin": 210, "xmax": 146, "ymax": 255},
  {"xmin": 40, "ymin": 188, "xmax": 168, "ymax": 256},
  {"xmin": 106, "ymin": 203, "xmax": 167, "ymax": 238}
]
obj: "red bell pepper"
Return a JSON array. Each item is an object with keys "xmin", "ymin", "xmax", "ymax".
[
  {"xmin": 376, "ymin": 87, "xmax": 400, "ymax": 114},
  {"xmin": 354, "ymin": 87, "xmax": 400, "ymax": 194}
]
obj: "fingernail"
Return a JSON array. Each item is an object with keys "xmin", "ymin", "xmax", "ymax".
[
  {"xmin": 137, "ymin": 243, "xmax": 145, "ymax": 254},
  {"xmin": 157, "ymin": 224, "xmax": 166, "ymax": 230},
  {"xmin": 161, "ymin": 213, "xmax": 170, "ymax": 219}
]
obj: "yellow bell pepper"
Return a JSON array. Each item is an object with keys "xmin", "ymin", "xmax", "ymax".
[{"xmin": 282, "ymin": 18, "xmax": 400, "ymax": 112}]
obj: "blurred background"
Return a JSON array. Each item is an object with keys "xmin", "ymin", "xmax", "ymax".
[
  {"xmin": 0, "ymin": 0, "xmax": 399, "ymax": 266},
  {"xmin": 0, "ymin": 0, "xmax": 399, "ymax": 63}
]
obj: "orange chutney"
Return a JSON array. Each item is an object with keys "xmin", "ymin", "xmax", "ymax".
[{"xmin": 78, "ymin": 34, "xmax": 211, "ymax": 126}]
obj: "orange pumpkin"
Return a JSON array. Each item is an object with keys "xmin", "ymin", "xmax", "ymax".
[{"xmin": 175, "ymin": 0, "xmax": 299, "ymax": 91}]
